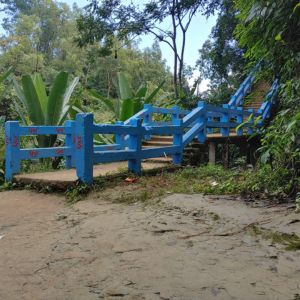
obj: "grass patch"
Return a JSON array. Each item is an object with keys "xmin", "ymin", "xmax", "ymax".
[
  {"xmin": 249, "ymin": 225, "xmax": 300, "ymax": 251},
  {"xmin": 4, "ymin": 163, "xmax": 295, "ymax": 207}
]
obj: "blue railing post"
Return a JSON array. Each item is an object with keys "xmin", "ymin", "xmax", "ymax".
[
  {"xmin": 221, "ymin": 104, "xmax": 230, "ymax": 137},
  {"xmin": 172, "ymin": 118, "xmax": 183, "ymax": 165},
  {"xmin": 197, "ymin": 101, "xmax": 206, "ymax": 143},
  {"xmin": 5, "ymin": 121, "xmax": 20, "ymax": 181},
  {"xmin": 65, "ymin": 120, "xmax": 75, "ymax": 168},
  {"xmin": 207, "ymin": 115, "xmax": 213, "ymax": 134},
  {"xmin": 115, "ymin": 121, "xmax": 125, "ymax": 149},
  {"xmin": 75, "ymin": 113, "xmax": 94, "ymax": 184},
  {"xmin": 143, "ymin": 104, "xmax": 152, "ymax": 140},
  {"xmin": 172, "ymin": 105, "xmax": 179, "ymax": 122},
  {"xmin": 237, "ymin": 107, "xmax": 243, "ymax": 136},
  {"xmin": 247, "ymin": 108, "xmax": 254, "ymax": 135},
  {"xmin": 128, "ymin": 118, "xmax": 142, "ymax": 175}
]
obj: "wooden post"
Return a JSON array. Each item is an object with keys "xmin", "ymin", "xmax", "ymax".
[
  {"xmin": 65, "ymin": 120, "xmax": 76, "ymax": 168},
  {"xmin": 128, "ymin": 118, "xmax": 142, "ymax": 175},
  {"xmin": 209, "ymin": 141, "xmax": 216, "ymax": 165},
  {"xmin": 5, "ymin": 121, "xmax": 20, "ymax": 181},
  {"xmin": 75, "ymin": 113, "xmax": 94, "ymax": 184}
]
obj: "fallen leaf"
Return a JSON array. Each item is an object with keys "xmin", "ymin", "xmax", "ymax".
[{"xmin": 125, "ymin": 177, "xmax": 138, "ymax": 183}]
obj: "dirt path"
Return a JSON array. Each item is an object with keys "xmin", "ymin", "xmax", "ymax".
[{"xmin": 0, "ymin": 190, "xmax": 299, "ymax": 300}]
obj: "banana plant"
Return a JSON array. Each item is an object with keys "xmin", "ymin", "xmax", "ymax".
[
  {"xmin": 13, "ymin": 72, "xmax": 79, "ymax": 147},
  {"xmin": 89, "ymin": 72, "xmax": 166, "ymax": 122}
]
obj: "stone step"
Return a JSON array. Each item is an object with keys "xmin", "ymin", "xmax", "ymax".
[
  {"xmin": 143, "ymin": 141, "xmax": 173, "ymax": 147},
  {"xmin": 143, "ymin": 157, "xmax": 172, "ymax": 164},
  {"xmin": 150, "ymin": 135, "xmax": 173, "ymax": 142}
]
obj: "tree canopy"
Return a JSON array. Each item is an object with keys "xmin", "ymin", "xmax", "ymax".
[{"xmin": 76, "ymin": 0, "xmax": 223, "ymax": 96}]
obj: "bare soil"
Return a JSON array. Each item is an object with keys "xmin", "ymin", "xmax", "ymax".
[{"xmin": 0, "ymin": 190, "xmax": 300, "ymax": 300}]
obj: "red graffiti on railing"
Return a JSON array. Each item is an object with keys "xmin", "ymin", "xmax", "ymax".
[
  {"xmin": 76, "ymin": 136, "xmax": 82, "ymax": 150},
  {"xmin": 13, "ymin": 136, "xmax": 19, "ymax": 147},
  {"xmin": 28, "ymin": 127, "xmax": 38, "ymax": 134},
  {"xmin": 5, "ymin": 135, "xmax": 9, "ymax": 145},
  {"xmin": 29, "ymin": 150, "xmax": 38, "ymax": 158},
  {"xmin": 56, "ymin": 128, "xmax": 64, "ymax": 134},
  {"xmin": 55, "ymin": 149, "xmax": 64, "ymax": 155}
]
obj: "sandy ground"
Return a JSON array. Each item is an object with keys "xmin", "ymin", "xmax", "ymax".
[{"xmin": 0, "ymin": 190, "xmax": 300, "ymax": 300}]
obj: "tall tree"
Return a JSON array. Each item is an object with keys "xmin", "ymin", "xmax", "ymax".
[
  {"xmin": 196, "ymin": 0, "xmax": 246, "ymax": 103},
  {"xmin": 76, "ymin": 0, "xmax": 222, "ymax": 97}
]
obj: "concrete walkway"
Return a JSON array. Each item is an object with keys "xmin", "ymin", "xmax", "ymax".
[{"xmin": 14, "ymin": 160, "xmax": 173, "ymax": 188}]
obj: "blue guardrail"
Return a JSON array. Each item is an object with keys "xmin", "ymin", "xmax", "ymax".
[{"xmin": 4, "ymin": 76, "xmax": 279, "ymax": 184}]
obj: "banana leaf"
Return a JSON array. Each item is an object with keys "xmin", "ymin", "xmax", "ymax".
[
  {"xmin": 135, "ymin": 84, "xmax": 147, "ymax": 98},
  {"xmin": 46, "ymin": 71, "xmax": 69, "ymax": 125},
  {"xmin": 117, "ymin": 72, "xmax": 133, "ymax": 100},
  {"xmin": 33, "ymin": 73, "xmax": 48, "ymax": 118},
  {"xmin": 21, "ymin": 75, "xmax": 45, "ymax": 125},
  {"xmin": 120, "ymin": 99, "xmax": 134, "ymax": 121},
  {"xmin": 89, "ymin": 89, "xmax": 117, "ymax": 115},
  {"xmin": 145, "ymin": 80, "xmax": 165, "ymax": 103},
  {"xmin": 0, "ymin": 67, "xmax": 13, "ymax": 84}
]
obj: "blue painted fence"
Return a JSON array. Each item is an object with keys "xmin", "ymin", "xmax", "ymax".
[{"xmin": 4, "ymin": 77, "xmax": 279, "ymax": 184}]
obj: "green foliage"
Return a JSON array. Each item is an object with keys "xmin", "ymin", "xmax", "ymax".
[
  {"xmin": 165, "ymin": 164, "xmax": 297, "ymax": 198},
  {"xmin": 0, "ymin": 67, "xmax": 13, "ymax": 86},
  {"xmin": 234, "ymin": 0, "xmax": 300, "ymax": 201},
  {"xmin": 235, "ymin": 0, "xmax": 300, "ymax": 77},
  {"xmin": 0, "ymin": 129, "xmax": 4, "ymax": 185},
  {"xmin": 0, "ymin": 67, "xmax": 13, "ymax": 106},
  {"xmin": 65, "ymin": 183, "xmax": 91, "ymax": 203},
  {"xmin": 89, "ymin": 72, "xmax": 166, "ymax": 122},
  {"xmin": 0, "ymin": 0, "xmax": 172, "ymax": 103},
  {"xmin": 77, "ymin": 0, "xmax": 222, "ymax": 94},
  {"xmin": 258, "ymin": 109, "xmax": 300, "ymax": 197},
  {"xmin": 197, "ymin": 0, "xmax": 246, "ymax": 104},
  {"xmin": 249, "ymin": 226, "xmax": 300, "ymax": 251},
  {"xmin": 13, "ymin": 72, "xmax": 79, "ymax": 147}
]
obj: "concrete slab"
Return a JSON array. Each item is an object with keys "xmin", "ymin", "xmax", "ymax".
[{"xmin": 14, "ymin": 161, "xmax": 173, "ymax": 188}]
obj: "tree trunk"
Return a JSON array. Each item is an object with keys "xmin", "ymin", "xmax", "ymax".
[
  {"xmin": 171, "ymin": 0, "xmax": 178, "ymax": 98},
  {"xmin": 178, "ymin": 30, "xmax": 186, "ymax": 92}
]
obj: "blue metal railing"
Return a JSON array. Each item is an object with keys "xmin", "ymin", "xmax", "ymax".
[{"xmin": 228, "ymin": 62, "xmax": 261, "ymax": 106}]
